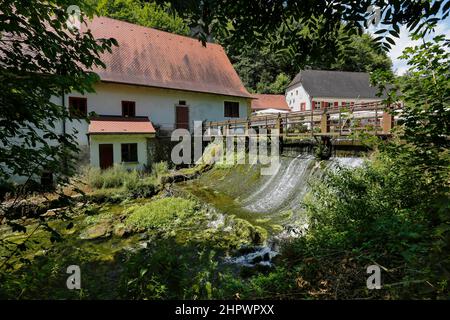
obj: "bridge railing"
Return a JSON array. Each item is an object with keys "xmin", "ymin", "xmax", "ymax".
[{"xmin": 204, "ymin": 101, "xmax": 402, "ymax": 138}]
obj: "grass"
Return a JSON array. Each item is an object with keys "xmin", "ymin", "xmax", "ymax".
[
  {"xmin": 151, "ymin": 161, "xmax": 169, "ymax": 180},
  {"xmin": 83, "ymin": 165, "xmax": 141, "ymax": 189},
  {"xmin": 79, "ymin": 162, "xmax": 172, "ymax": 200}
]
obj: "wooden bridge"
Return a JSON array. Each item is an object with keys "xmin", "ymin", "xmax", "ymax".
[{"xmin": 203, "ymin": 101, "xmax": 402, "ymax": 141}]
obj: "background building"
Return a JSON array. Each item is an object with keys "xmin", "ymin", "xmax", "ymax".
[{"xmin": 286, "ymin": 70, "xmax": 384, "ymax": 112}]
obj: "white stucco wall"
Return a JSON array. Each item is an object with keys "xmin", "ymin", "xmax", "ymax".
[
  {"xmin": 63, "ymin": 82, "xmax": 250, "ymax": 146},
  {"xmin": 286, "ymin": 84, "xmax": 310, "ymax": 111},
  {"xmin": 6, "ymin": 83, "xmax": 250, "ymax": 182},
  {"xmin": 89, "ymin": 134, "xmax": 153, "ymax": 170}
]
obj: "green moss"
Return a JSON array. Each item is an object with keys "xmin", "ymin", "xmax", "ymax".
[
  {"xmin": 125, "ymin": 197, "xmax": 197, "ymax": 229},
  {"xmin": 84, "ymin": 210, "xmax": 114, "ymax": 225}
]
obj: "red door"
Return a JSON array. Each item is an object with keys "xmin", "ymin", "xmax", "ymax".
[
  {"xmin": 176, "ymin": 106, "xmax": 189, "ymax": 130},
  {"xmin": 99, "ymin": 144, "xmax": 113, "ymax": 169}
]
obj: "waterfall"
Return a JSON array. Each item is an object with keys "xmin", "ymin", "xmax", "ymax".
[
  {"xmin": 242, "ymin": 155, "xmax": 315, "ymax": 213},
  {"xmin": 182, "ymin": 154, "xmax": 366, "ymax": 267},
  {"xmin": 241, "ymin": 156, "xmax": 364, "ymax": 214}
]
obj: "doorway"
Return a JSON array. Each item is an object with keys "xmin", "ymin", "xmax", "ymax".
[
  {"xmin": 99, "ymin": 144, "xmax": 114, "ymax": 169},
  {"xmin": 175, "ymin": 106, "xmax": 189, "ymax": 130}
]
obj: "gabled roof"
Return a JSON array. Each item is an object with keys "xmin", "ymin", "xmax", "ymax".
[
  {"xmin": 288, "ymin": 70, "xmax": 384, "ymax": 99},
  {"xmin": 82, "ymin": 17, "xmax": 252, "ymax": 99},
  {"xmin": 88, "ymin": 116, "xmax": 155, "ymax": 135},
  {"xmin": 251, "ymin": 94, "xmax": 290, "ymax": 111}
]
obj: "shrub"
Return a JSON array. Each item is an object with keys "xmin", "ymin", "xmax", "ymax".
[
  {"xmin": 282, "ymin": 149, "xmax": 450, "ymax": 298},
  {"xmin": 127, "ymin": 177, "xmax": 158, "ymax": 198},
  {"xmin": 152, "ymin": 162, "xmax": 169, "ymax": 178},
  {"xmin": 0, "ymin": 179, "xmax": 15, "ymax": 201}
]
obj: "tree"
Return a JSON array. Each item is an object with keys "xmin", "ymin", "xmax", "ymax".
[
  {"xmin": 0, "ymin": 0, "xmax": 116, "ymax": 200},
  {"xmin": 227, "ymin": 27, "xmax": 392, "ymax": 94},
  {"xmin": 256, "ymin": 72, "xmax": 291, "ymax": 95},
  {"xmin": 91, "ymin": 0, "xmax": 190, "ymax": 35},
  {"xmin": 331, "ymin": 34, "xmax": 392, "ymax": 72},
  {"xmin": 164, "ymin": 0, "xmax": 449, "ymax": 59}
]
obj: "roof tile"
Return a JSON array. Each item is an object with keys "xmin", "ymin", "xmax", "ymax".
[
  {"xmin": 288, "ymin": 70, "xmax": 385, "ymax": 99},
  {"xmin": 83, "ymin": 17, "xmax": 252, "ymax": 98},
  {"xmin": 251, "ymin": 94, "xmax": 289, "ymax": 111},
  {"xmin": 88, "ymin": 116, "xmax": 156, "ymax": 134}
]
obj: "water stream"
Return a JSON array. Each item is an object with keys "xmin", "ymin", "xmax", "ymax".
[{"xmin": 180, "ymin": 155, "xmax": 365, "ymax": 267}]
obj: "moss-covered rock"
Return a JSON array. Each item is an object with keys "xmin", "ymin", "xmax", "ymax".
[{"xmin": 79, "ymin": 222, "xmax": 112, "ymax": 240}]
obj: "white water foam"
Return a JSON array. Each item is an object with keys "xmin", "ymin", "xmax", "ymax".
[
  {"xmin": 242, "ymin": 156, "xmax": 364, "ymax": 214},
  {"xmin": 224, "ymin": 246, "xmax": 278, "ymax": 267}
]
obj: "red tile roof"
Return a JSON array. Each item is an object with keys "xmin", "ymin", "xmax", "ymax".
[
  {"xmin": 82, "ymin": 17, "xmax": 252, "ymax": 98},
  {"xmin": 88, "ymin": 117, "xmax": 156, "ymax": 134},
  {"xmin": 251, "ymin": 94, "xmax": 290, "ymax": 111}
]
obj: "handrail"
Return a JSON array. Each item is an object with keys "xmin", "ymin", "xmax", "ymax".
[{"xmin": 203, "ymin": 101, "xmax": 402, "ymax": 137}]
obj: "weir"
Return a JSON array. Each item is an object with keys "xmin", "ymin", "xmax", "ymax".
[
  {"xmin": 183, "ymin": 152, "xmax": 365, "ymax": 226},
  {"xmin": 241, "ymin": 155, "xmax": 363, "ymax": 214},
  {"xmin": 181, "ymin": 153, "xmax": 365, "ymax": 267}
]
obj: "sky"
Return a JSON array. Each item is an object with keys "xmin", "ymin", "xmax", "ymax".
[{"xmin": 368, "ymin": 15, "xmax": 450, "ymax": 75}]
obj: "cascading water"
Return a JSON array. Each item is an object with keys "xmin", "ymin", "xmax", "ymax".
[
  {"xmin": 242, "ymin": 155, "xmax": 317, "ymax": 214},
  {"xmin": 241, "ymin": 155, "xmax": 364, "ymax": 214},
  {"xmin": 181, "ymin": 154, "xmax": 366, "ymax": 267}
]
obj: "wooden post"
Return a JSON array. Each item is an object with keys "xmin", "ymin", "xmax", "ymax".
[
  {"xmin": 374, "ymin": 104, "xmax": 378, "ymax": 134},
  {"xmin": 226, "ymin": 120, "xmax": 231, "ymax": 136},
  {"xmin": 244, "ymin": 118, "xmax": 249, "ymax": 136},
  {"xmin": 382, "ymin": 106, "xmax": 394, "ymax": 134},
  {"xmin": 285, "ymin": 112, "xmax": 288, "ymax": 138},
  {"xmin": 320, "ymin": 108, "xmax": 330, "ymax": 134},
  {"xmin": 276, "ymin": 113, "xmax": 283, "ymax": 135}
]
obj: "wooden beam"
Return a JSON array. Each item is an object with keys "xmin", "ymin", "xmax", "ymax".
[
  {"xmin": 321, "ymin": 108, "xmax": 330, "ymax": 134},
  {"xmin": 382, "ymin": 109, "xmax": 394, "ymax": 134}
]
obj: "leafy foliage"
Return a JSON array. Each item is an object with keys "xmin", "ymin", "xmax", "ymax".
[
  {"xmin": 0, "ymin": 1, "xmax": 117, "ymax": 271},
  {"xmin": 227, "ymin": 28, "xmax": 392, "ymax": 93},
  {"xmin": 89, "ymin": 0, "xmax": 190, "ymax": 35},
  {"xmin": 164, "ymin": 0, "xmax": 448, "ymax": 53},
  {"xmin": 330, "ymin": 34, "xmax": 393, "ymax": 72},
  {"xmin": 0, "ymin": 0, "xmax": 116, "ymax": 187}
]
